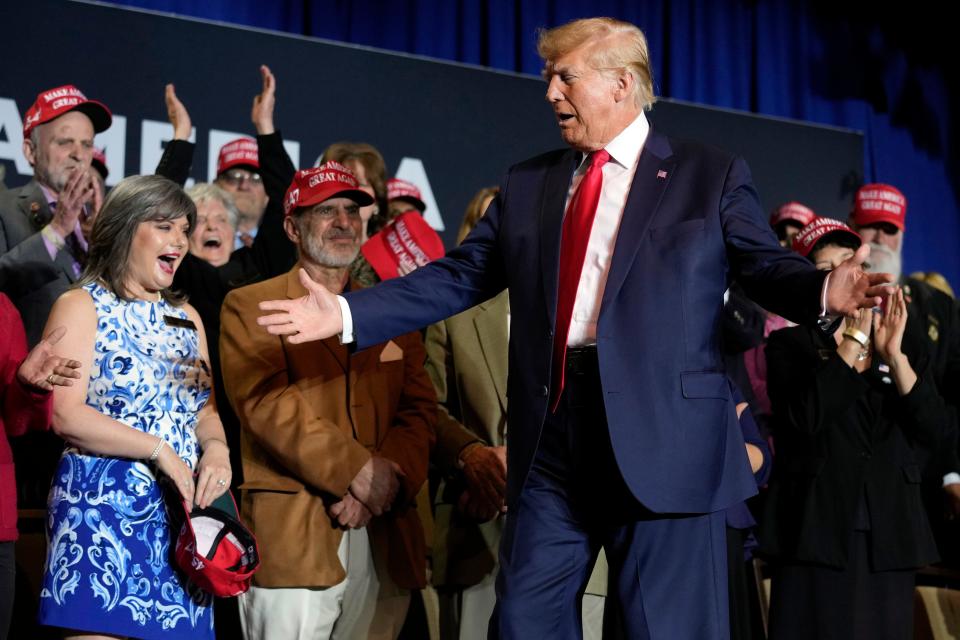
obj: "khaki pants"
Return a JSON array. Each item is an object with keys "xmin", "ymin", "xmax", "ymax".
[{"xmin": 239, "ymin": 528, "xmax": 410, "ymax": 640}]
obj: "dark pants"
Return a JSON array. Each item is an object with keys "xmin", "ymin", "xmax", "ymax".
[
  {"xmin": 0, "ymin": 541, "xmax": 13, "ymax": 640},
  {"xmin": 491, "ymin": 347, "xmax": 729, "ymax": 639}
]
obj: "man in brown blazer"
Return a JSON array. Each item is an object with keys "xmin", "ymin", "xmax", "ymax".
[{"xmin": 220, "ymin": 163, "xmax": 436, "ymax": 640}]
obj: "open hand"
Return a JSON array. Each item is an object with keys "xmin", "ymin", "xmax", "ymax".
[
  {"xmin": 16, "ymin": 326, "xmax": 81, "ymax": 392},
  {"xmin": 826, "ymin": 244, "xmax": 895, "ymax": 318},
  {"xmin": 251, "ymin": 64, "xmax": 276, "ymax": 135},
  {"xmin": 258, "ymin": 269, "xmax": 344, "ymax": 343},
  {"xmin": 165, "ymin": 83, "xmax": 192, "ymax": 141}
]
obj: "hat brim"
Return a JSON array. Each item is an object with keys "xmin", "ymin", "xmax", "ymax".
[
  {"xmin": 800, "ymin": 228, "xmax": 862, "ymax": 258},
  {"xmin": 297, "ymin": 187, "xmax": 375, "ymax": 211},
  {"xmin": 71, "ymin": 100, "xmax": 112, "ymax": 134},
  {"xmin": 390, "ymin": 195, "xmax": 426, "ymax": 212},
  {"xmin": 216, "ymin": 161, "xmax": 261, "ymax": 177}
]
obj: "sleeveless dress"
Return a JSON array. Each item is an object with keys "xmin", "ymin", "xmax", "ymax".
[{"xmin": 38, "ymin": 282, "xmax": 215, "ymax": 639}]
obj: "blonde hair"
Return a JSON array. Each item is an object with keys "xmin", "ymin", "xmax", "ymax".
[
  {"xmin": 457, "ymin": 186, "xmax": 499, "ymax": 245},
  {"xmin": 537, "ymin": 17, "xmax": 656, "ymax": 110}
]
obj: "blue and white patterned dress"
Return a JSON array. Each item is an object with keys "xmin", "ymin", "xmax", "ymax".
[{"xmin": 38, "ymin": 282, "xmax": 214, "ymax": 639}]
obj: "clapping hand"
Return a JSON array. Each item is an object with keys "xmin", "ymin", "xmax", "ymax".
[
  {"xmin": 50, "ymin": 169, "xmax": 97, "ymax": 240},
  {"xmin": 873, "ymin": 289, "xmax": 907, "ymax": 363}
]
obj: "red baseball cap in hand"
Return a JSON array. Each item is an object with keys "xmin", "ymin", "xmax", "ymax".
[{"xmin": 174, "ymin": 491, "xmax": 260, "ymax": 597}]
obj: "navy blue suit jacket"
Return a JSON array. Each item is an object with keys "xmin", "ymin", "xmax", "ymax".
[{"xmin": 347, "ymin": 130, "xmax": 826, "ymax": 514}]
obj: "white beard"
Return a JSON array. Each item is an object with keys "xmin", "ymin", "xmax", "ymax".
[{"xmin": 864, "ymin": 242, "xmax": 902, "ymax": 281}]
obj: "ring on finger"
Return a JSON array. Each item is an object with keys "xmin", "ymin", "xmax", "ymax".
[
  {"xmin": 216, "ymin": 479, "xmax": 226, "ymax": 487},
  {"xmin": 46, "ymin": 374, "xmax": 56, "ymax": 385}
]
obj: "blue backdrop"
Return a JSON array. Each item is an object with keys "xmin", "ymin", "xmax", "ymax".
[{"xmin": 97, "ymin": 0, "xmax": 960, "ymax": 286}]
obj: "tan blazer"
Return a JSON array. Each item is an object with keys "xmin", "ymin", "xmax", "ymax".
[
  {"xmin": 220, "ymin": 268, "xmax": 437, "ymax": 589},
  {"xmin": 424, "ymin": 291, "xmax": 508, "ymax": 587}
]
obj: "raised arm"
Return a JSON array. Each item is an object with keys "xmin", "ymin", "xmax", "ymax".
[{"xmin": 155, "ymin": 83, "xmax": 195, "ymax": 186}]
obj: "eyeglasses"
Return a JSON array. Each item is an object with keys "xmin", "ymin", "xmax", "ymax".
[
  {"xmin": 219, "ymin": 170, "xmax": 263, "ymax": 186},
  {"xmin": 307, "ymin": 204, "xmax": 362, "ymax": 220}
]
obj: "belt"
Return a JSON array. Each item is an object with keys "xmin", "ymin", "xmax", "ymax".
[{"xmin": 565, "ymin": 345, "xmax": 598, "ymax": 375}]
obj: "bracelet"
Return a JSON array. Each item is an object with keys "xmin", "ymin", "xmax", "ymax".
[
  {"xmin": 148, "ymin": 438, "xmax": 164, "ymax": 462},
  {"xmin": 841, "ymin": 327, "xmax": 869, "ymax": 347}
]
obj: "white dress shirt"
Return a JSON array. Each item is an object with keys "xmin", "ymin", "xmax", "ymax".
[
  {"xmin": 565, "ymin": 112, "xmax": 649, "ymax": 346},
  {"xmin": 339, "ymin": 113, "xmax": 651, "ymax": 346}
]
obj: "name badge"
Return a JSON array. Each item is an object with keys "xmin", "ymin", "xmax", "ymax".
[{"xmin": 163, "ymin": 315, "xmax": 197, "ymax": 330}]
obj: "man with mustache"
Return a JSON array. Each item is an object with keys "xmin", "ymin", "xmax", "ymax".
[
  {"xmin": 850, "ymin": 183, "xmax": 960, "ymax": 561},
  {"xmin": 220, "ymin": 163, "xmax": 436, "ymax": 640}
]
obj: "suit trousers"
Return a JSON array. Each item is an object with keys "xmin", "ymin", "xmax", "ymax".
[{"xmin": 491, "ymin": 347, "xmax": 729, "ymax": 640}]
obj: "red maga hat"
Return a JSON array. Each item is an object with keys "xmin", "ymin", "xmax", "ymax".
[
  {"xmin": 361, "ymin": 210, "xmax": 445, "ymax": 280},
  {"xmin": 174, "ymin": 491, "xmax": 260, "ymax": 597},
  {"xmin": 23, "ymin": 84, "xmax": 111, "ymax": 138},
  {"xmin": 792, "ymin": 217, "xmax": 862, "ymax": 258},
  {"xmin": 283, "ymin": 162, "xmax": 375, "ymax": 216},
  {"xmin": 770, "ymin": 201, "xmax": 816, "ymax": 229},
  {"xmin": 852, "ymin": 183, "xmax": 906, "ymax": 230},
  {"xmin": 386, "ymin": 178, "xmax": 426, "ymax": 212},
  {"xmin": 216, "ymin": 138, "xmax": 260, "ymax": 175}
]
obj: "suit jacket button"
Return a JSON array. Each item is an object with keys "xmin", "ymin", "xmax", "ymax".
[{"xmin": 539, "ymin": 385, "xmax": 548, "ymax": 397}]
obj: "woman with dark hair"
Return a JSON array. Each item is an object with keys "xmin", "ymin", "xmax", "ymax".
[
  {"xmin": 36, "ymin": 175, "xmax": 231, "ymax": 639},
  {"xmin": 761, "ymin": 218, "xmax": 943, "ymax": 639}
]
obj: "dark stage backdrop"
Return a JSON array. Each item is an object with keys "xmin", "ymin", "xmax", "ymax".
[{"xmin": 1, "ymin": 0, "xmax": 861, "ymax": 251}]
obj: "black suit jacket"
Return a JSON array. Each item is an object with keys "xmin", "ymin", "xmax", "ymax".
[{"xmin": 760, "ymin": 324, "xmax": 943, "ymax": 571}]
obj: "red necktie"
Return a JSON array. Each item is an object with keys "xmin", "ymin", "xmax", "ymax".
[{"xmin": 550, "ymin": 149, "xmax": 610, "ymax": 411}]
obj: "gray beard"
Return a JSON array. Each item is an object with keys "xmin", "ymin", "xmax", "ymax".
[
  {"xmin": 302, "ymin": 233, "xmax": 359, "ymax": 268},
  {"xmin": 864, "ymin": 242, "xmax": 902, "ymax": 281}
]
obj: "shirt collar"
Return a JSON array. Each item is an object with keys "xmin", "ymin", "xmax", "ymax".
[
  {"xmin": 578, "ymin": 111, "xmax": 650, "ymax": 171},
  {"xmin": 39, "ymin": 183, "xmax": 58, "ymax": 207}
]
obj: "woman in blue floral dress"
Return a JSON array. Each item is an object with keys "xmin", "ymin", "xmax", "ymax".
[{"xmin": 37, "ymin": 175, "xmax": 232, "ymax": 639}]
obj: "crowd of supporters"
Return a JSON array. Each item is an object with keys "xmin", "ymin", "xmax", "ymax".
[{"xmin": 0, "ymin": 62, "xmax": 958, "ymax": 640}]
